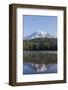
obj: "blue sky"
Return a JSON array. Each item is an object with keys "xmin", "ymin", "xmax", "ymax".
[{"xmin": 23, "ymin": 15, "xmax": 57, "ymax": 37}]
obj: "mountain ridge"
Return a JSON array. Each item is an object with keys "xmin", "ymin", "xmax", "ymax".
[{"xmin": 24, "ymin": 31, "xmax": 56, "ymax": 40}]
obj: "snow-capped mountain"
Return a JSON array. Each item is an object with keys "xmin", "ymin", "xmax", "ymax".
[{"xmin": 24, "ymin": 31, "xmax": 56, "ymax": 40}]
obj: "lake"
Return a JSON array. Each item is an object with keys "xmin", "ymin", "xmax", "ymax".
[{"xmin": 23, "ymin": 51, "xmax": 57, "ymax": 75}]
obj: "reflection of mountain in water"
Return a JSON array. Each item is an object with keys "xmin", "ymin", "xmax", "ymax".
[
  {"xmin": 23, "ymin": 63, "xmax": 57, "ymax": 74},
  {"xmin": 31, "ymin": 63, "xmax": 47, "ymax": 72}
]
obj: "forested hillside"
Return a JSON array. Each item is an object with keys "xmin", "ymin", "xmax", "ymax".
[{"xmin": 23, "ymin": 38, "xmax": 57, "ymax": 51}]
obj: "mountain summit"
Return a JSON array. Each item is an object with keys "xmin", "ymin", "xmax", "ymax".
[{"xmin": 24, "ymin": 31, "xmax": 56, "ymax": 40}]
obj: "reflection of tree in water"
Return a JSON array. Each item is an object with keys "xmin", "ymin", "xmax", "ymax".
[{"xmin": 23, "ymin": 51, "xmax": 57, "ymax": 64}]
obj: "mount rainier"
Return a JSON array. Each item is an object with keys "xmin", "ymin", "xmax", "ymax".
[{"xmin": 24, "ymin": 31, "xmax": 56, "ymax": 40}]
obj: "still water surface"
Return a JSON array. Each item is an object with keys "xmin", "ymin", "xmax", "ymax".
[
  {"xmin": 23, "ymin": 63, "xmax": 57, "ymax": 74},
  {"xmin": 23, "ymin": 51, "xmax": 57, "ymax": 75}
]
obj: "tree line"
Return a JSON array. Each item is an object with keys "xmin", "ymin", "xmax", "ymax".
[{"xmin": 23, "ymin": 38, "xmax": 57, "ymax": 51}]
